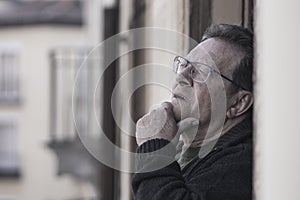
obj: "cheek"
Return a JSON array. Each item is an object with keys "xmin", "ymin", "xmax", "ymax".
[
  {"xmin": 194, "ymin": 84, "xmax": 211, "ymax": 105},
  {"xmin": 193, "ymin": 84, "xmax": 212, "ymax": 118}
]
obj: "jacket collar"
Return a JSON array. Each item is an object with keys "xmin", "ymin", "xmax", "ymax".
[
  {"xmin": 196, "ymin": 117, "xmax": 252, "ymax": 158},
  {"xmin": 213, "ymin": 117, "xmax": 253, "ymax": 150}
]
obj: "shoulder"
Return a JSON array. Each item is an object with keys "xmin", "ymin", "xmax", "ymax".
[
  {"xmin": 183, "ymin": 142, "xmax": 252, "ymax": 199},
  {"xmin": 187, "ymin": 141, "xmax": 252, "ymax": 176}
]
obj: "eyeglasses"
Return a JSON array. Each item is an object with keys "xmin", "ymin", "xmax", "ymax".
[{"xmin": 173, "ymin": 56, "xmax": 247, "ymax": 90}]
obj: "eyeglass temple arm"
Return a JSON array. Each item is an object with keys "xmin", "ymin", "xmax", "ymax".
[
  {"xmin": 184, "ymin": 58, "xmax": 248, "ymax": 91},
  {"xmin": 215, "ymin": 70, "xmax": 248, "ymax": 91}
]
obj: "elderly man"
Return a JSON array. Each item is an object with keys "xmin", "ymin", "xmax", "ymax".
[{"xmin": 132, "ymin": 24, "xmax": 254, "ymax": 200}]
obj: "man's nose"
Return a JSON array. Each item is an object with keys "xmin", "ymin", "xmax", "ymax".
[{"xmin": 175, "ymin": 65, "xmax": 193, "ymax": 86}]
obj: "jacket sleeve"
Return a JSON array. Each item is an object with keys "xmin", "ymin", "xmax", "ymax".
[{"xmin": 131, "ymin": 139, "xmax": 252, "ymax": 200}]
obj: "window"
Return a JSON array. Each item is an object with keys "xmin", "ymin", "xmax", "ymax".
[
  {"xmin": 0, "ymin": 43, "xmax": 20, "ymax": 104},
  {"xmin": 0, "ymin": 114, "xmax": 20, "ymax": 177},
  {"xmin": 49, "ymin": 46, "xmax": 99, "ymax": 141}
]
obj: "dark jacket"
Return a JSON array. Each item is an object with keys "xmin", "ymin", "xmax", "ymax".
[{"xmin": 132, "ymin": 119, "xmax": 252, "ymax": 200}]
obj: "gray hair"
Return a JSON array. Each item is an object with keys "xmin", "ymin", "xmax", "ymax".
[{"xmin": 202, "ymin": 24, "xmax": 253, "ymax": 92}]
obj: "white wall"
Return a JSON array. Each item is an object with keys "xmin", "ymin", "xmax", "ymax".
[
  {"xmin": 255, "ymin": 0, "xmax": 300, "ymax": 199},
  {"xmin": 144, "ymin": 0, "xmax": 190, "ymax": 112},
  {"xmin": 117, "ymin": 1, "xmax": 190, "ymax": 199},
  {"xmin": 0, "ymin": 26, "xmax": 96, "ymax": 200}
]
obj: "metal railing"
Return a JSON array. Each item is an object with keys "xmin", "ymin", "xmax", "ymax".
[{"xmin": 49, "ymin": 46, "xmax": 101, "ymax": 142}]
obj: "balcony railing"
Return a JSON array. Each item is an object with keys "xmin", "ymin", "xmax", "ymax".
[
  {"xmin": 49, "ymin": 46, "xmax": 101, "ymax": 142},
  {"xmin": 48, "ymin": 46, "xmax": 102, "ymax": 186}
]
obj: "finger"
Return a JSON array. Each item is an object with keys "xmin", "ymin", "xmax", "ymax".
[
  {"xmin": 136, "ymin": 117, "xmax": 145, "ymax": 128},
  {"xmin": 161, "ymin": 102, "xmax": 174, "ymax": 116},
  {"xmin": 136, "ymin": 113, "xmax": 150, "ymax": 128},
  {"xmin": 177, "ymin": 117, "xmax": 199, "ymax": 134},
  {"xmin": 149, "ymin": 104, "xmax": 161, "ymax": 113}
]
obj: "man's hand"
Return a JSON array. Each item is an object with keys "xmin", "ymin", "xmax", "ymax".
[
  {"xmin": 136, "ymin": 102, "xmax": 178, "ymax": 146},
  {"xmin": 177, "ymin": 117, "xmax": 200, "ymax": 147}
]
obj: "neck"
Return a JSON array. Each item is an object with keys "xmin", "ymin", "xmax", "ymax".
[
  {"xmin": 182, "ymin": 115, "xmax": 248, "ymax": 148},
  {"xmin": 221, "ymin": 115, "xmax": 247, "ymax": 136}
]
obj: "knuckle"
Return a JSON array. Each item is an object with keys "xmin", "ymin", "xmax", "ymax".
[
  {"xmin": 162, "ymin": 102, "xmax": 172, "ymax": 110},
  {"xmin": 136, "ymin": 118, "xmax": 143, "ymax": 127},
  {"xmin": 137, "ymin": 114, "xmax": 148, "ymax": 126}
]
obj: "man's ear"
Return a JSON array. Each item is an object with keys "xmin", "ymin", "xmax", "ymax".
[{"xmin": 226, "ymin": 91, "xmax": 253, "ymax": 119}]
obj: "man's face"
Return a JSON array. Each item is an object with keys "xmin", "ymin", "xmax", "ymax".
[{"xmin": 172, "ymin": 38, "xmax": 244, "ymax": 128}]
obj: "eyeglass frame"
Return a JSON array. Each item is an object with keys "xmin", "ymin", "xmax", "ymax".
[{"xmin": 173, "ymin": 56, "xmax": 248, "ymax": 91}]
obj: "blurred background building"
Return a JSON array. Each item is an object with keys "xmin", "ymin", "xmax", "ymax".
[
  {"xmin": 0, "ymin": 0, "xmax": 253, "ymax": 200},
  {"xmin": 0, "ymin": 0, "xmax": 299, "ymax": 200},
  {"xmin": 0, "ymin": 0, "xmax": 109, "ymax": 199}
]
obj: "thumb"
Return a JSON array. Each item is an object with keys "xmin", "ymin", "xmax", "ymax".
[{"xmin": 177, "ymin": 117, "xmax": 199, "ymax": 134}]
